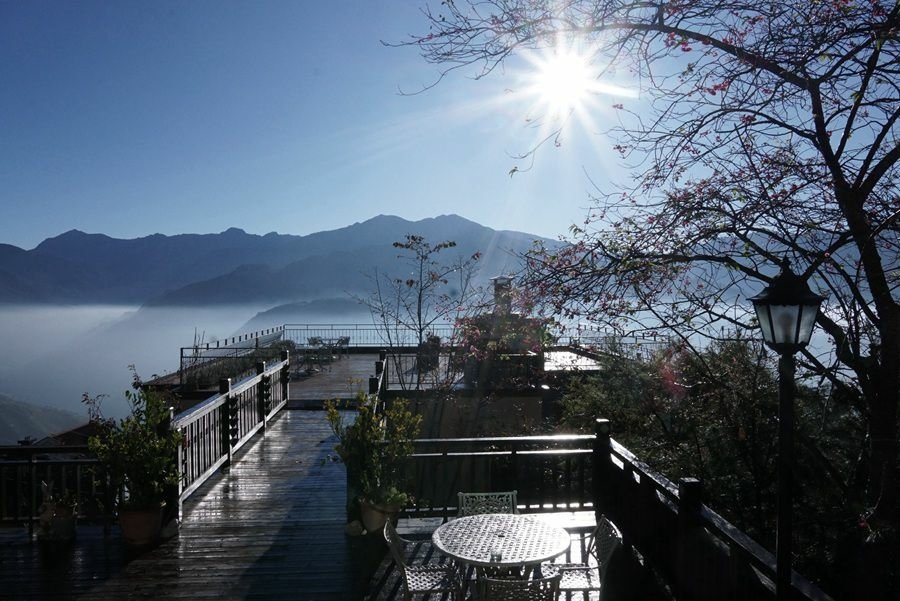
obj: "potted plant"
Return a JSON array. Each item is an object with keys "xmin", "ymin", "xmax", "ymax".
[
  {"xmin": 84, "ymin": 369, "xmax": 182, "ymax": 546},
  {"xmin": 37, "ymin": 480, "xmax": 78, "ymax": 542},
  {"xmin": 325, "ymin": 393, "xmax": 422, "ymax": 533}
]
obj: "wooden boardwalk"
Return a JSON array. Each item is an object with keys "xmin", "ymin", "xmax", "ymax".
[
  {"xmin": 2, "ymin": 410, "xmax": 385, "ymax": 601},
  {"xmin": 1, "ymin": 407, "xmax": 628, "ymax": 601}
]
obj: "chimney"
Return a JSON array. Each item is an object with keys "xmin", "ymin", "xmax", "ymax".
[{"xmin": 492, "ymin": 275, "xmax": 512, "ymax": 315}]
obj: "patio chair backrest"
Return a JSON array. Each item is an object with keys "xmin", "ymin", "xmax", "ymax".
[
  {"xmin": 383, "ymin": 521, "xmax": 411, "ymax": 583},
  {"xmin": 481, "ymin": 571, "xmax": 560, "ymax": 601},
  {"xmin": 457, "ymin": 491, "xmax": 518, "ymax": 517},
  {"xmin": 587, "ymin": 515, "xmax": 621, "ymax": 578}
]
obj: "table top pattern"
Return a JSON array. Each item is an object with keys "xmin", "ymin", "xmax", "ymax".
[{"xmin": 432, "ymin": 513, "xmax": 571, "ymax": 568}]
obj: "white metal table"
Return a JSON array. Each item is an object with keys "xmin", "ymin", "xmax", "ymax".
[{"xmin": 432, "ymin": 513, "xmax": 571, "ymax": 572}]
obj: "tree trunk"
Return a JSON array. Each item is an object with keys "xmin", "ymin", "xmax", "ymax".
[{"xmin": 869, "ymin": 311, "xmax": 899, "ymax": 523}]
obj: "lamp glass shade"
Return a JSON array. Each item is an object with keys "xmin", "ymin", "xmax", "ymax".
[
  {"xmin": 755, "ymin": 303, "xmax": 819, "ymax": 349},
  {"xmin": 750, "ymin": 260, "xmax": 824, "ymax": 353}
]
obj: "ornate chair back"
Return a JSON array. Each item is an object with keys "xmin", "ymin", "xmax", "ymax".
[
  {"xmin": 457, "ymin": 491, "xmax": 518, "ymax": 517},
  {"xmin": 480, "ymin": 571, "xmax": 561, "ymax": 601},
  {"xmin": 588, "ymin": 515, "xmax": 621, "ymax": 578}
]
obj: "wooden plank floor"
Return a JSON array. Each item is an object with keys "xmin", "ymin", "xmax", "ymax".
[
  {"xmin": 0, "ymin": 407, "xmax": 645, "ymax": 601},
  {"xmin": 1, "ymin": 410, "xmax": 386, "ymax": 601},
  {"xmin": 289, "ymin": 352, "xmax": 380, "ymax": 405}
]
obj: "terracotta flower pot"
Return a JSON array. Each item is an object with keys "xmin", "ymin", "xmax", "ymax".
[
  {"xmin": 119, "ymin": 505, "xmax": 164, "ymax": 546},
  {"xmin": 359, "ymin": 499, "xmax": 400, "ymax": 534}
]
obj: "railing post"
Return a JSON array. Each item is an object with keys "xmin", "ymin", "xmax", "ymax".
[
  {"xmin": 176, "ymin": 410, "xmax": 186, "ymax": 522},
  {"xmin": 593, "ymin": 418, "xmax": 611, "ymax": 527},
  {"xmin": 378, "ymin": 349, "xmax": 388, "ymax": 389},
  {"xmin": 161, "ymin": 406, "xmax": 180, "ymax": 525},
  {"xmin": 280, "ymin": 350, "xmax": 290, "ymax": 407},
  {"xmin": 28, "ymin": 452, "xmax": 37, "ymax": 535},
  {"xmin": 677, "ymin": 477, "xmax": 703, "ymax": 601},
  {"xmin": 220, "ymin": 378, "xmax": 234, "ymax": 466},
  {"xmin": 256, "ymin": 361, "xmax": 267, "ymax": 432}
]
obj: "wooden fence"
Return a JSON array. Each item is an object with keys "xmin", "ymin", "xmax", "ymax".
[
  {"xmin": 394, "ymin": 418, "xmax": 834, "ymax": 601},
  {"xmin": 0, "ymin": 352, "xmax": 290, "ymax": 528},
  {"xmin": 0, "ymin": 446, "xmax": 108, "ymax": 529},
  {"xmin": 400, "ymin": 434, "xmax": 594, "ymax": 520}
]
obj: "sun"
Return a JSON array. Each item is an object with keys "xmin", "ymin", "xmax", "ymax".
[
  {"xmin": 533, "ymin": 48, "xmax": 595, "ymax": 118},
  {"xmin": 514, "ymin": 41, "xmax": 636, "ymax": 132}
]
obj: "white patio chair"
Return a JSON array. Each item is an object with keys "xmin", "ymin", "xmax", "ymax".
[
  {"xmin": 554, "ymin": 515, "xmax": 621, "ymax": 600},
  {"xmin": 457, "ymin": 490, "xmax": 518, "ymax": 517},
  {"xmin": 480, "ymin": 570, "xmax": 561, "ymax": 601},
  {"xmin": 384, "ymin": 521, "xmax": 461, "ymax": 601}
]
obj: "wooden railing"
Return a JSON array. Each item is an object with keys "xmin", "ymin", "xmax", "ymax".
[
  {"xmin": 400, "ymin": 434, "xmax": 595, "ymax": 520},
  {"xmin": 172, "ymin": 351, "xmax": 290, "ymax": 514},
  {"xmin": 0, "ymin": 446, "xmax": 109, "ymax": 530},
  {"xmin": 399, "ymin": 419, "xmax": 834, "ymax": 601},
  {"xmin": 596, "ymin": 419, "xmax": 832, "ymax": 601},
  {"xmin": 0, "ymin": 352, "xmax": 290, "ymax": 528}
]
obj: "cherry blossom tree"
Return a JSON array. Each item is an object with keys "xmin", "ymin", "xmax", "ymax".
[{"xmin": 403, "ymin": 0, "xmax": 899, "ymax": 565}]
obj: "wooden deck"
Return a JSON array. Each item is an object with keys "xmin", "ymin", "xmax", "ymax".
[
  {"xmin": 288, "ymin": 351, "xmax": 378, "ymax": 406},
  {"xmin": 1, "ymin": 410, "xmax": 385, "ymax": 600},
  {"xmin": 1, "ymin": 408, "xmax": 633, "ymax": 601}
]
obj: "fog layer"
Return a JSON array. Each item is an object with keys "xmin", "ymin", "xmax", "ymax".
[{"xmin": 0, "ymin": 304, "xmax": 290, "ymax": 420}]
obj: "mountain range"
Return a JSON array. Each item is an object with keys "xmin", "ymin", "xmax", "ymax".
[
  {"xmin": 0, "ymin": 393, "xmax": 83, "ymax": 445},
  {"xmin": 0, "ymin": 215, "xmax": 555, "ymax": 440},
  {"xmin": 0, "ymin": 214, "xmax": 551, "ymax": 307}
]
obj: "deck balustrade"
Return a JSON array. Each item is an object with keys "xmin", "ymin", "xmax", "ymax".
[
  {"xmin": 396, "ymin": 419, "xmax": 834, "ymax": 601},
  {"xmin": 173, "ymin": 352, "xmax": 289, "ymax": 513},
  {"xmin": 0, "ymin": 340, "xmax": 838, "ymax": 600}
]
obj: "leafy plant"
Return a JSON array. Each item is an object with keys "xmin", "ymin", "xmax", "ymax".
[
  {"xmin": 324, "ymin": 393, "xmax": 422, "ymax": 508},
  {"xmin": 84, "ymin": 368, "xmax": 182, "ymax": 511}
]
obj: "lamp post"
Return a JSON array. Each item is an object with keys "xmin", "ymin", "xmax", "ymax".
[{"xmin": 750, "ymin": 258, "xmax": 824, "ymax": 601}]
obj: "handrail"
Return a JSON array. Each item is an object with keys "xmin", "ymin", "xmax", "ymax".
[
  {"xmin": 400, "ymin": 421, "xmax": 833, "ymax": 600},
  {"xmin": 594, "ymin": 420, "xmax": 834, "ymax": 601},
  {"xmin": 0, "ymin": 446, "xmax": 109, "ymax": 528},
  {"xmin": 401, "ymin": 433, "xmax": 596, "ymax": 520},
  {"xmin": 1, "ymin": 354, "xmax": 291, "ymax": 528},
  {"xmin": 283, "ymin": 323, "xmax": 456, "ymax": 348},
  {"xmin": 173, "ymin": 353, "xmax": 289, "ymax": 513}
]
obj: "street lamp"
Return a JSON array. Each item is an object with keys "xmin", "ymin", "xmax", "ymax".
[{"xmin": 750, "ymin": 258, "xmax": 824, "ymax": 601}]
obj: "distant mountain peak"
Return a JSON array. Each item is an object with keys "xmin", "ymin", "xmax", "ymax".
[{"xmin": 6, "ymin": 215, "xmax": 553, "ymax": 306}]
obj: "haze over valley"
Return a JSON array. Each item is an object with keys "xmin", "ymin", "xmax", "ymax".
[{"xmin": 0, "ymin": 214, "xmax": 550, "ymax": 442}]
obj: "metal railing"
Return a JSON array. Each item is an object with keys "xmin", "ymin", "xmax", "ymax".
[
  {"xmin": 179, "ymin": 340, "xmax": 294, "ymax": 387},
  {"xmin": 281, "ymin": 323, "xmax": 456, "ymax": 349}
]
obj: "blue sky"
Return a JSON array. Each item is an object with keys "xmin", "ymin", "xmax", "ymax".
[{"xmin": 1, "ymin": 1, "xmax": 624, "ymax": 250}]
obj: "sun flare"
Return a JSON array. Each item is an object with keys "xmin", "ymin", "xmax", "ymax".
[
  {"xmin": 516, "ymin": 41, "xmax": 636, "ymax": 134},
  {"xmin": 534, "ymin": 49, "xmax": 595, "ymax": 117}
]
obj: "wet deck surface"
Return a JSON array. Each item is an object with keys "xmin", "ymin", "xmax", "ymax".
[
  {"xmin": 288, "ymin": 351, "xmax": 379, "ymax": 405},
  {"xmin": 0, "ymin": 408, "xmax": 609, "ymax": 600},
  {"xmin": 1, "ymin": 410, "xmax": 384, "ymax": 601}
]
